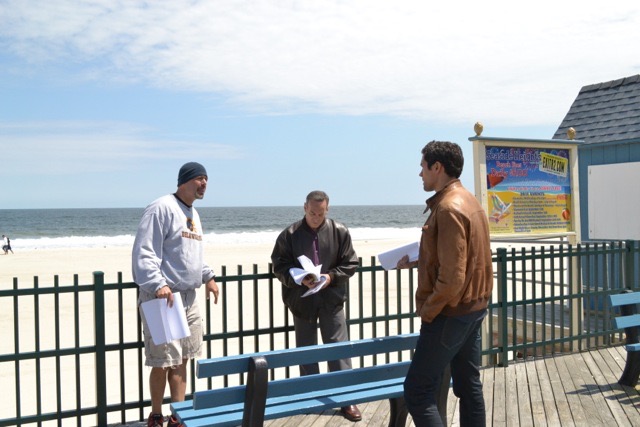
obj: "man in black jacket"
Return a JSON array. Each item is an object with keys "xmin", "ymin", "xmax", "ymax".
[{"xmin": 271, "ymin": 190, "xmax": 361, "ymax": 422}]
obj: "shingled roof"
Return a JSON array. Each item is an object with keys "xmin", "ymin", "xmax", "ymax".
[{"xmin": 553, "ymin": 74, "xmax": 640, "ymax": 144}]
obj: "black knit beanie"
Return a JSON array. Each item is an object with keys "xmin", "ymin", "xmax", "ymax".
[{"xmin": 177, "ymin": 162, "xmax": 207, "ymax": 186}]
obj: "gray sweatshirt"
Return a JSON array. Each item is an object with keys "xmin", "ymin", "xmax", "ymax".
[{"xmin": 132, "ymin": 194, "xmax": 215, "ymax": 296}]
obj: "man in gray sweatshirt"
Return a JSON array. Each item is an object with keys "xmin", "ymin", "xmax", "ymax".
[{"xmin": 132, "ymin": 162, "xmax": 220, "ymax": 427}]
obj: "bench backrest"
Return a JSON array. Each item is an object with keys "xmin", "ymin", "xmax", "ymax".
[
  {"xmin": 609, "ymin": 291, "xmax": 640, "ymax": 330},
  {"xmin": 610, "ymin": 292, "xmax": 640, "ymax": 308},
  {"xmin": 196, "ymin": 333, "xmax": 419, "ymax": 379}
]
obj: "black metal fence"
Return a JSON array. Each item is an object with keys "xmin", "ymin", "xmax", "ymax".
[{"xmin": 1, "ymin": 240, "xmax": 638, "ymax": 426}]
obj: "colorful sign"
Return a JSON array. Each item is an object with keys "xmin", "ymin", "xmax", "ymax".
[{"xmin": 485, "ymin": 146, "xmax": 572, "ymax": 234}]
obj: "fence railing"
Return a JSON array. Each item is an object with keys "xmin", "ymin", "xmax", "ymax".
[{"xmin": 1, "ymin": 240, "xmax": 638, "ymax": 426}]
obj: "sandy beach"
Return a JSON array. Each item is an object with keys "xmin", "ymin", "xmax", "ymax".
[{"xmin": 0, "ymin": 238, "xmax": 412, "ymax": 287}]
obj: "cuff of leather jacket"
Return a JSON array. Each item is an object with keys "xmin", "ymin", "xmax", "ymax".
[{"xmin": 328, "ymin": 272, "xmax": 336, "ymax": 285}]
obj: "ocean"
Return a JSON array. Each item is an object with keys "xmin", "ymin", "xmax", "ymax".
[{"xmin": 0, "ymin": 205, "xmax": 427, "ymax": 250}]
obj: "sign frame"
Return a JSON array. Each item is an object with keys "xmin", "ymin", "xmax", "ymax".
[{"xmin": 470, "ymin": 136, "xmax": 583, "ymax": 243}]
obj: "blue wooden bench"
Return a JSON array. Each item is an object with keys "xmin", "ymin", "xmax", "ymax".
[
  {"xmin": 609, "ymin": 290, "xmax": 640, "ymax": 386},
  {"xmin": 171, "ymin": 333, "xmax": 451, "ymax": 426}
]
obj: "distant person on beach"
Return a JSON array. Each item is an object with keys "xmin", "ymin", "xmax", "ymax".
[
  {"xmin": 132, "ymin": 162, "xmax": 220, "ymax": 427},
  {"xmin": 270, "ymin": 190, "xmax": 362, "ymax": 422},
  {"xmin": 2, "ymin": 234, "xmax": 13, "ymax": 254},
  {"xmin": 397, "ymin": 141, "xmax": 493, "ymax": 426}
]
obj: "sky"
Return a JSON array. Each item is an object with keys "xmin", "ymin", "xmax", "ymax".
[{"xmin": 1, "ymin": 1, "xmax": 639, "ymax": 209}]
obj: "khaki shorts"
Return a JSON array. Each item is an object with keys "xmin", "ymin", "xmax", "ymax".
[{"xmin": 139, "ymin": 289, "xmax": 203, "ymax": 368}]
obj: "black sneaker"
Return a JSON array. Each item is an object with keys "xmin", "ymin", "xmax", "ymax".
[{"xmin": 147, "ymin": 412, "xmax": 164, "ymax": 427}]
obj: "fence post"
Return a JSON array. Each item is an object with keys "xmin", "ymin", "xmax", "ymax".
[
  {"xmin": 93, "ymin": 271, "xmax": 107, "ymax": 427},
  {"xmin": 625, "ymin": 240, "xmax": 636, "ymax": 290},
  {"xmin": 496, "ymin": 247, "xmax": 509, "ymax": 367}
]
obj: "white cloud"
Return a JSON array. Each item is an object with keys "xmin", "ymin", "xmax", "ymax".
[
  {"xmin": 1, "ymin": 0, "xmax": 640, "ymax": 125},
  {"xmin": 0, "ymin": 121, "xmax": 243, "ymax": 175}
]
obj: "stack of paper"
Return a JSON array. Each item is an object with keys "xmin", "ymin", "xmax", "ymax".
[
  {"xmin": 289, "ymin": 255, "xmax": 327, "ymax": 297},
  {"xmin": 141, "ymin": 292, "xmax": 191, "ymax": 345},
  {"xmin": 377, "ymin": 241, "xmax": 419, "ymax": 270}
]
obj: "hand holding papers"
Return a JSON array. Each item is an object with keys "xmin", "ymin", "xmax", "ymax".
[
  {"xmin": 141, "ymin": 292, "xmax": 190, "ymax": 345},
  {"xmin": 289, "ymin": 255, "xmax": 328, "ymax": 297},
  {"xmin": 377, "ymin": 241, "xmax": 419, "ymax": 270}
]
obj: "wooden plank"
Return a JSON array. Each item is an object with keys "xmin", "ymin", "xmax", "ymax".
[
  {"xmin": 608, "ymin": 345, "xmax": 628, "ymax": 371},
  {"xmin": 514, "ymin": 361, "xmax": 533, "ymax": 426},
  {"xmin": 368, "ymin": 400, "xmax": 399, "ymax": 427},
  {"xmin": 583, "ymin": 351, "xmax": 638, "ymax": 426},
  {"xmin": 492, "ymin": 364, "xmax": 506, "ymax": 425},
  {"xmin": 593, "ymin": 348, "xmax": 640, "ymax": 425},
  {"xmin": 572, "ymin": 352, "xmax": 618, "ymax": 425},
  {"xmin": 445, "ymin": 386, "xmax": 458, "ymax": 426},
  {"xmin": 524, "ymin": 358, "xmax": 546, "ymax": 426},
  {"xmin": 551, "ymin": 351, "xmax": 589, "ymax": 425},
  {"xmin": 503, "ymin": 362, "xmax": 519, "ymax": 426},
  {"xmin": 581, "ymin": 350, "xmax": 632, "ymax": 426},
  {"xmin": 481, "ymin": 366, "xmax": 494, "ymax": 426},
  {"xmin": 543, "ymin": 355, "xmax": 575, "ymax": 426},
  {"xmin": 534, "ymin": 358, "xmax": 561, "ymax": 426}
]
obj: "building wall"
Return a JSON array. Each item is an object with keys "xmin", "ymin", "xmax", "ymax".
[{"xmin": 579, "ymin": 140, "xmax": 640, "ymax": 241}]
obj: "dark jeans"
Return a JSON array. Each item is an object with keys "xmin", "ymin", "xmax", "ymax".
[{"xmin": 404, "ymin": 311, "xmax": 486, "ymax": 427}]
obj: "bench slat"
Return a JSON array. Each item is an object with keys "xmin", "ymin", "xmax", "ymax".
[
  {"xmin": 172, "ymin": 401, "xmax": 245, "ymax": 426},
  {"xmin": 193, "ymin": 361, "xmax": 410, "ymax": 409},
  {"xmin": 266, "ymin": 362, "xmax": 409, "ymax": 399},
  {"xmin": 263, "ymin": 381, "xmax": 404, "ymax": 420},
  {"xmin": 175, "ymin": 408, "xmax": 245, "ymax": 427},
  {"xmin": 196, "ymin": 333, "xmax": 418, "ymax": 378},
  {"xmin": 609, "ymin": 292, "xmax": 640, "ymax": 307},
  {"xmin": 613, "ymin": 314, "xmax": 640, "ymax": 330},
  {"xmin": 176, "ymin": 379, "xmax": 405, "ymax": 427},
  {"xmin": 626, "ymin": 343, "xmax": 640, "ymax": 352}
]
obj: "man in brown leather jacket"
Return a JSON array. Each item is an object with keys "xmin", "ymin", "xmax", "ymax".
[
  {"xmin": 271, "ymin": 190, "xmax": 362, "ymax": 422},
  {"xmin": 398, "ymin": 141, "xmax": 493, "ymax": 426}
]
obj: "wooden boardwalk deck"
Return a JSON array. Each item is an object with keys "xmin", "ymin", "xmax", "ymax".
[
  {"xmin": 262, "ymin": 346, "xmax": 640, "ymax": 427},
  {"xmin": 116, "ymin": 346, "xmax": 640, "ymax": 427}
]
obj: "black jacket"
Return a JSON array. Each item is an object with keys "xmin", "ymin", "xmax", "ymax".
[{"xmin": 271, "ymin": 218, "xmax": 359, "ymax": 322}]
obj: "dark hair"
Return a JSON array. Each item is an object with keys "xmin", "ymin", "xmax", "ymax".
[
  {"xmin": 421, "ymin": 140, "xmax": 464, "ymax": 178},
  {"xmin": 306, "ymin": 190, "xmax": 329, "ymax": 204}
]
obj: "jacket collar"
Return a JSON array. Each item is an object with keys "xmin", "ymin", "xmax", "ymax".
[
  {"xmin": 425, "ymin": 179, "xmax": 462, "ymax": 212},
  {"xmin": 301, "ymin": 217, "xmax": 327, "ymax": 233}
]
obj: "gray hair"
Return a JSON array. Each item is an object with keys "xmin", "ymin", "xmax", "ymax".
[{"xmin": 306, "ymin": 190, "xmax": 329, "ymax": 204}]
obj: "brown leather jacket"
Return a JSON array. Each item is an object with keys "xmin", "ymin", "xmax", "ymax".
[{"xmin": 416, "ymin": 179, "xmax": 493, "ymax": 322}]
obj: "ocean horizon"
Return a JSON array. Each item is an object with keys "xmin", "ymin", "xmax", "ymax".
[{"xmin": 0, "ymin": 205, "xmax": 427, "ymax": 250}]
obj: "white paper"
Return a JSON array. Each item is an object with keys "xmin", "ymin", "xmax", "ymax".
[
  {"xmin": 289, "ymin": 255, "xmax": 327, "ymax": 298},
  {"xmin": 141, "ymin": 292, "xmax": 190, "ymax": 345},
  {"xmin": 301, "ymin": 276, "xmax": 327, "ymax": 297},
  {"xmin": 377, "ymin": 241, "xmax": 420, "ymax": 270},
  {"xmin": 289, "ymin": 255, "xmax": 322, "ymax": 284}
]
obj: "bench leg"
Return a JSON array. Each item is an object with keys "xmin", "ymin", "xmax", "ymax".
[
  {"xmin": 618, "ymin": 301, "xmax": 640, "ymax": 387},
  {"xmin": 243, "ymin": 356, "xmax": 269, "ymax": 427},
  {"xmin": 619, "ymin": 351, "xmax": 640, "ymax": 387}
]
